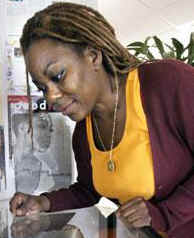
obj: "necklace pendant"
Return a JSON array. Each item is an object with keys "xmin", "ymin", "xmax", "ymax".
[{"xmin": 107, "ymin": 160, "xmax": 115, "ymax": 172}]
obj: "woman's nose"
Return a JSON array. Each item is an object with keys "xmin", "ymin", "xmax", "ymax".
[{"xmin": 44, "ymin": 83, "xmax": 63, "ymax": 106}]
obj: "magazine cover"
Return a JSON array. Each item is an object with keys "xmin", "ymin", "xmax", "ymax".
[{"xmin": 8, "ymin": 95, "xmax": 75, "ymax": 195}]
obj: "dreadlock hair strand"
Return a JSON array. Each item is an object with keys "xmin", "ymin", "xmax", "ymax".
[
  {"xmin": 26, "ymin": 70, "xmax": 34, "ymax": 150},
  {"xmin": 20, "ymin": 1, "xmax": 140, "ymax": 78}
]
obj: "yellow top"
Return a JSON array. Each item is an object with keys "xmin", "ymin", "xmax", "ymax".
[{"xmin": 86, "ymin": 69, "xmax": 155, "ymax": 204}]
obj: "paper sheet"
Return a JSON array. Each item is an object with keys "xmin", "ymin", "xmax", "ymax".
[{"xmin": 95, "ymin": 197, "xmax": 119, "ymax": 218}]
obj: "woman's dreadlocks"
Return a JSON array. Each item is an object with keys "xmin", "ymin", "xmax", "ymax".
[{"xmin": 20, "ymin": 2, "xmax": 140, "ymax": 145}]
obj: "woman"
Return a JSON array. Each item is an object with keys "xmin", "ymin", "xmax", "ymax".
[{"xmin": 9, "ymin": 2, "xmax": 194, "ymax": 236}]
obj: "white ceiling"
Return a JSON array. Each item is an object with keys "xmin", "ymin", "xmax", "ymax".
[
  {"xmin": 98, "ymin": 0, "xmax": 194, "ymax": 45},
  {"xmin": 4, "ymin": 0, "xmax": 194, "ymax": 48}
]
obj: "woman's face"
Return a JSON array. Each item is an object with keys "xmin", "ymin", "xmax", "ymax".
[{"xmin": 25, "ymin": 38, "xmax": 102, "ymax": 121}]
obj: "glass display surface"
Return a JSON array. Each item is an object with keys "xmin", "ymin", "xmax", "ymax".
[{"xmin": 0, "ymin": 200, "xmax": 167, "ymax": 238}]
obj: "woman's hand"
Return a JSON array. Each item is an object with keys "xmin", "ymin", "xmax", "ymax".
[
  {"xmin": 9, "ymin": 192, "xmax": 50, "ymax": 216},
  {"xmin": 116, "ymin": 197, "xmax": 151, "ymax": 228}
]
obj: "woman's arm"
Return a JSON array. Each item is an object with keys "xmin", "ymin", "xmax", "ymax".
[
  {"xmin": 42, "ymin": 120, "xmax": 101, "ymax": 211},
  {"xmin": 143, "ymin": 61, "xmax": 194, "ymax": 234},
  {"xmin": 146, "ymin": 173, "xmax": 194, "ymax": 233}
]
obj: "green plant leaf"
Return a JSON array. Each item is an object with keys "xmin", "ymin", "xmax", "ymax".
[
  {"xmin": 127, "ymin": 42, "xmax": 146, "ymax": 47},
  {"xmin": 187, "ymin": 32, "xmax": 194, "ymax": 64},
  {"xmin": 164, "ymin": 43, "xmax": 175, "ymax": 52},
  {"xmin": 171, "ymin": 38, "xmax": 184, "ymax": 59},
  {"xmin": 144, "ymin": 36, "xmax": 152, "ymax": 45},
  {"xmin": 127, "ymin": 33, "xmax": 194, "ymax": 66},
  {"xmin": 128, "ymin": 47, "xmax": 144, "ymax": 54},
  {"xmin": 163, "ymin": 44, "xmax": 176, "ymax": 59},
  {"xmin": 147, "ymin": 50, "xmax": 155, "ymax": 60},
  {"xmin": 153, "ymin": 36, "xmax": 165, "ymax": 58},
  {"xmin": 127, "ymin": 41, "xmax": 151, "ymax": 60},
  {"xmin": 163, "ymin": 51, "xmax": 176, "ymax": 59},
  {"xmin": 180, "ymin": 56, "xmax": 189, "ymax": 63},
  {"xmin": 127, "ymin": 47, "xmax": 142, "ymax": 51}
]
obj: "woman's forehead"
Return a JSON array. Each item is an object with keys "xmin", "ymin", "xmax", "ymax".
[
  {"xmin": 25, "ymin": 39, "xmax": 80, "ymax": 70},
  {"xmin": 25, "ymin": 40, "xmax": 75, "ymax": 75}
]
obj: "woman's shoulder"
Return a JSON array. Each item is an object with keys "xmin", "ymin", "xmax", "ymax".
[
  {"xmin": 138, "ymin": 59, "xmax": 194, "ymax": 85},
  {"xmin": 138, "ymin": 59, "xmax": 194, "ymax": 75}
]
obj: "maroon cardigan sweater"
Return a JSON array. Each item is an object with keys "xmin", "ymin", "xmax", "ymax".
[{"xmin": 43, "ymin": 59, "xmax": 194, "ymax": 236}]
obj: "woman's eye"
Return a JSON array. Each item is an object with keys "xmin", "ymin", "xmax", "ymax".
[{"xmin": 51, "ymin": 70, "xmax": 65, "ymax": 83}]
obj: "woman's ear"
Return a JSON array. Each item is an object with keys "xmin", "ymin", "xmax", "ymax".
[{"xmin": 84, "ymin": 46, "xmax": 102, "ymax": 71}]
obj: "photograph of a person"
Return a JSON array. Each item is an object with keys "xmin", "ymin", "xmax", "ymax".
[
  {"xmin": 9, "ymin": 1, "xmax": 194, "ymax": 237},
  {"xmin": 11, "ymin": 110, "xmax": 72, "ymax": 194}
]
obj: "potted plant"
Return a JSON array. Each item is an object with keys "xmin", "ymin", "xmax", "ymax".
[{"xmin": 127, "ymin": 32, "xmax": 194, "ymax": 66}]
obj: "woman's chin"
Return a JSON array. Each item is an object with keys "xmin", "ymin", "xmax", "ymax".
[{"xmin": 63, "ymin": 112, "xmax": 86, "ymax": 122}]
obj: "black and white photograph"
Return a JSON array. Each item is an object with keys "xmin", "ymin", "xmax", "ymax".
[{"xmin": 8, "ymin": 95, "xmax": 74, "ymax": 194}]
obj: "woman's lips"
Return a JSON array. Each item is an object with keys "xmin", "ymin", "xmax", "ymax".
[{"xmin": 61, "ymin": 99, "xmax": 76, "ymax": 115}]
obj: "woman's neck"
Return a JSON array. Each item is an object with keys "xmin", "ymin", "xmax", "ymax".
[{"xmin": 92, "ymin": 72, "xmax": 127, "ymax": 120}]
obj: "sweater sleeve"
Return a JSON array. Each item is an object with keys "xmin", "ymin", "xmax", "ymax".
[
  {"xmin": 42, "ymin": 120, "xmax": 101, "ymax": 212},
  {"xmin": 146, "ymin": 177, "xmax": 194, "ymax": 234},
  {"xmin": 141, "ymin": 61, "xmax": 194, "ymax": 234}
]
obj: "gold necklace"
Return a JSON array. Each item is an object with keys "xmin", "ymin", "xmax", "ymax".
[{"xmin": 93, "ymin": 77, "xmax": 119, "ymax": 172}]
